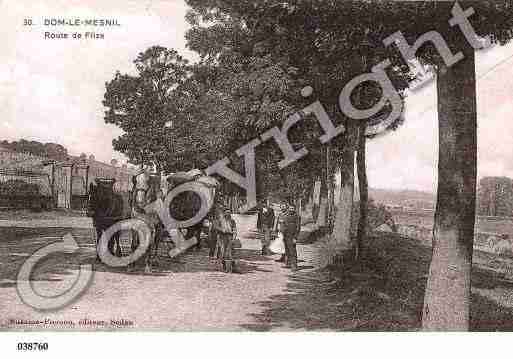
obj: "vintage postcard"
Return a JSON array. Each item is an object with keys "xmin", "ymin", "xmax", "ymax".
[{"xmin": 1, "ymin": 0, "xmax": 513, "ymax": 354}]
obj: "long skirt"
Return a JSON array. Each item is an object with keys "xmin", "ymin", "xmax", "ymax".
[{"xmin": 269, "ymin": 232, "xmax": 285, "ymax": 255}]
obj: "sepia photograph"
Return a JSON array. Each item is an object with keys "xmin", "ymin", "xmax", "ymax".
[{"xmin": 2, "ymin": 0, "xmax": 513, "ymax": 355}]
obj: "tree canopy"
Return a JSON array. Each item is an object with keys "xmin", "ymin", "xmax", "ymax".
[{"xmin": 0, "ymin": 139, "xmax": 69, "ymax": 161}]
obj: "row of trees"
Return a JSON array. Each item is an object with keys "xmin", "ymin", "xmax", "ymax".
[
  {"xmin": 0, "ymin": 140, "xmax": 69, "ymax": 161},
  {"xmin": 104, "ymin": 1, "xmax": 513, "ymax": 330}
]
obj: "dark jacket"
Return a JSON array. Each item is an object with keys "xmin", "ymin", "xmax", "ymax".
[
  {"xmin": 260, "ymin": 207, "xmax": 275, "ymax": 228},
  {"xmin": 279, "ymin": 209, "xmax": 301, "ymax": 237}
]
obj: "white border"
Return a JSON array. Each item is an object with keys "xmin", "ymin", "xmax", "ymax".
[{"xmin": 1, "ymin": 332, "xmax": 513, "ymax": 359}]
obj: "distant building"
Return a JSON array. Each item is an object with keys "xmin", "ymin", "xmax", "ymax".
[
  {"xmin": 81, "ymin": 157, "xmax": 135, "ymax": 193},
  {"xmin": 0, "ymin": 145, "xmax": 136, "ymax": 210}
]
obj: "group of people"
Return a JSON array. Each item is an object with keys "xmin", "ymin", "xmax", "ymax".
[
  {"xmin": 89, "ymin": 167, "xmax": 301, "ymax": 274},
  {"xmin": 257, "ymin": 198, "xmax": 301, "ymax": 272},
  {"xmin": 196, "ymin": 197, "xmax": 302, "ymax": 274},
  {"xmin": 200, "ymin": 196, "xmax": 302, "ymax": 273}
]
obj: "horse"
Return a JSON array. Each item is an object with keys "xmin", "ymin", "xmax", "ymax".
[
  {"xmin": 88, "ymin": 169, "xmax": 221, "ymax": 272},
  {"xmin": 87, "ymin": 171, "xmax": 163, "ymax": 272},
  {"xmin": 129, "ymin": 170, "xmax": 207, "ymax": 271},
  {"xmin": 87, "ymin": 178, "xmax": 126, "ymax": 259}
]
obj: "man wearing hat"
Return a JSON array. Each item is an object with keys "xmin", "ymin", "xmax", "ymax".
[
  {"xmin": 277, "ymin": 198, "xmax": 301, "ymax": 271},
  {"xmin": 259, "ymin": 200, "xmax": 275, "ymax": 255},
  {"xmin": 212, "ymin": 204, "xmax": 237, "ymax": 272}
]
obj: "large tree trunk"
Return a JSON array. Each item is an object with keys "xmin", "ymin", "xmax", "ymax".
[
  {"xmin": 316, "ymin": 180, "xmax": 328, "ymax": 228},
  {"xmin": 331, "ymin": 122, "xmax": 358, "ymax": 265},
  {"xmin": 356, "ymin": 125, "xmax": 368, "ymax": 261},
  {"xmin": 422, "ymin": 42, "xmax": 477, "ymax": 331},
  {"xmin": 311, "ymin": 179, "xmax": 322, "ymax": 224},
  {"xmin": 326, "ymin": 145, "xmax": 335, "ymax": 230}
]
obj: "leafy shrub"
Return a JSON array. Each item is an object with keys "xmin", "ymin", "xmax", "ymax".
[{"xmin": 351, "ymin": 199, "xmax": 397, "ymax": 234}]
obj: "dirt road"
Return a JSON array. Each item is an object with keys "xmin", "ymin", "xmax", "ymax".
[
  {"xmin": 4, "ymin": 213, "xmax": 513, "ymax": 331},
  {"xmin": 0, "ymin": 214, "xmax": 326, "ymax": 331}
]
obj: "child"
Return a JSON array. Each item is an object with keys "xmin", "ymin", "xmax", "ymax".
[
  {"xmin": 228, "ymin": 211, "xmax": 242, "ymax": 249},
  {"xmin": 213, "ymin": 207, "xmax": 237, "ymax": 272}
]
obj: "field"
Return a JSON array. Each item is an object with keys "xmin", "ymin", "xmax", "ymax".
[{"xmin": 392, "ymin": 210, "xmax": 513, "ymax": 237}]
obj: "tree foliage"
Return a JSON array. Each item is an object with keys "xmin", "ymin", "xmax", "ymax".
[
  {"xmin": 1, "ymin": 139, "xmax": 69, "ymax": 161},
  {"xmin": 103, "ymin": 46, "xmax": 190, "ymax": 172}
]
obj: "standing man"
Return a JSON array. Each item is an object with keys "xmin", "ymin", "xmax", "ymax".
[
  {"xmin": 260, "ymin": 201, "xmax": 275, "ymax": 255},
  {"xmin": 212, "ymin": 206, "xmax": 236, "ymax": 272},
  {"xmin": 278, "ymin": 199, "xmax": 301, "ymax": 271}
]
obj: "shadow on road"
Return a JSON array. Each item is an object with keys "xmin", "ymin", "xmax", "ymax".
[
  {"xmin": 241, "ymin": 233, "xmax": 513, "ymax": 331},
  {"xmin": 87, "ymin": 247, "xmax": 275, "ymax": 276},
  {"xmin": 5, "ymin": 226, "xmax": 513, "ymax": 331},
  {"xmin": 0, "ymin": 227, "xmax": 92, "ymax": 288},
  {"xmin": 0, "ymin": 227, "xmax": 275, "ymax": 289}
]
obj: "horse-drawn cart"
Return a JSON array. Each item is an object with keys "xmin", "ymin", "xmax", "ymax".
[{"xmin": 87, "ymin": 169, "xmax": 223, "ymax": 271}]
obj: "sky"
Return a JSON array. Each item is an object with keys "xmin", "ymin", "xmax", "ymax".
[{"xmin": 1, "ymin": 0, "xmax": 513, "ymax": 193}]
